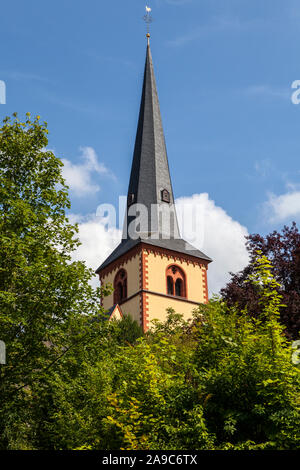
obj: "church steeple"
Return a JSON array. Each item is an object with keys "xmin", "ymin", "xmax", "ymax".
[
  {"xmin": 97, "ymin": 39, "xmax": 211, "ymax": 272},
  {"xmin": 123, "ymin": 40, "xmax": 180, "ymax": 240},
  {"xmin": 96, "ymin": 36, "xmax": 211, "ymax": 332}
]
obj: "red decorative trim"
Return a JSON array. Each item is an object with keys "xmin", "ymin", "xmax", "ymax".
[
  {"xmin": 98, "ymin": 242, "xmax": 210, "ymax": 282},
  {"xmin": 145, "ymin": 290, "xmax": 200, "ymax": 305},
  {"xmin": 117, "ymin": 289, "xmax": 201, "ymax": 307},
  {"xmin": 98, "ymin": 245, "xmax": 142, "ymax": 281},
  {"xmin": 139, "ymin": 251, "xmax": 143, "ymax": 329},
  {"xmin": 202, "ymin": 267, "xmax": 209, "ymax": 304},
  {"xmin": 113, "ymin": 268, "xmax": 128, "ymax": 305},
  {"xmin": 140, "ymin": 242, "xmax": 210, "ymax": 269},
  {"xmin": 139, "ymin": 249, "xmax": 149, "ymax": 332},
  {"xmin": 108, "ymin": 304, "xmax": 124, "ymax": 321},
  {"xmin": 165, "ymin": 263, "xmax": 188, "ymax": 299},
  {"xmin": 98, "ymin": 241, "xmax": 210, "ymax": 329}
]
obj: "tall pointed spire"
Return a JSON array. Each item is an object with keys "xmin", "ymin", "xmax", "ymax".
[
  {"xmin": 96, "ymin": 39, "xmax": 211, "ymax": 274},
  {"xmin": 123, "ymin": 40, "xmax": 180, "ymax": 241}
]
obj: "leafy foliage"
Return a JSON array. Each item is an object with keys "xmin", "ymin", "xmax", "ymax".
[
  {"xmin": 221, "ymin": 223, "xmax": 300, "ymax": 339},
  {"xmin": 0, "ymin": 114, "xmax": 108, "ymax": 448},
  {"xmin": 0, "ymin": 114, "xmax": 299, "ymax": 450},
  {"xmin": 193, "ymin": 255, "xmax": 300, "ymax": 449},
  {"xmin": 8, "ymin": 256, "xmax": 299, "ymax": 450}
]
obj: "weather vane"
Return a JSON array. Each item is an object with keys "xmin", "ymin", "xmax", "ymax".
[{"xmin": 143, "ymin": 5, "xmax": 153, "ymax": 41}]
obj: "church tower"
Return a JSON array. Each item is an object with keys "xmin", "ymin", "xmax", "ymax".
[{"xmin": 96, "ymin": 36, "xmax": 212, "ymax": 331}]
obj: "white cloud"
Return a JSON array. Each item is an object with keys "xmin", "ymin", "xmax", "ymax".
[
  {"xmin": 176, "ymin": 194, "xmax": 249, "ymax": 295},
  {"xmin": 62, "ymin": 147, "xmax": 113, "ymax": 196},
  {"xmin": 70, "ymin": 193, "xmax": 249, "ymax": 295},
  {"xmin": 254, "ymin": 158, "xmax": 272, "ymax": 178},
  {"xmin": 165, "ymin": 0, "xmax": 193, "ymax": 5},
  {"xmin": 264, "ymin": 188, "xmax": 300, "ymax": 223},
  {"xmin": 167, "ymin": 16, "xmax": 270, "ymax": 47},
  {"xmin": 243, "ymin": 85, "xmax": 290, "ymax": 100},
  {"xmin": 69, "ymin": 213, "xmax": 121, "ymax": 289},
  {"xmin": 0, "ymin": 71, "xmax": 50, "ymax": 82}
]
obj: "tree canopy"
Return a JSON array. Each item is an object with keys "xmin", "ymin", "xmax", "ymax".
[
  {"xmin": 221, "ymin": 223, "xmax": 300, "ymax": 340},
  {"xmin": 0, "ymin": 114, "xmax": 299, "ymax": 451},
  {"xmin": 0, "ymin": 114, "xmax": 109, "ymax": 448},
  {"xmin": 8, "ymin": 254, "xmax": 299, "ymax": 451}
]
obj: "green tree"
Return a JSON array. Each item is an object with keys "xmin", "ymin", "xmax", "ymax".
[
  {"xmin": 87, "ymin": 255, "xmax": 300, "ymax": 450},
  {"xmin": 221, "ymin": 223, "xmax": 300, "ymax": 339},
  {"xmin": 0, "ymin": 113, "xmax": 107, "ymax": 449},
  {"xmin": 16, "ymin": 254, "xmax": 300, "ymax": 450},
  {"xmin": 1, "ymin": 113, "xmax": 299, "ymax": 451},
  {"xmin": 23, "ymin": 316, "xmax": 144, "ymax": 450},
  {"xmin": 193, "ymin": 254, "xmax": 300, "ymax": 449},
  {"xmin": 109, "ymin": 314, "xmax": 144, "ymax": 346}
]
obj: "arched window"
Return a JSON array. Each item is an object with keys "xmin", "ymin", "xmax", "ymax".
[
  {"xmin": 166, "ymin": 265, "xmax": 186, "ymax": 298},
  {"xmin": 167, "ymin": 276, "xmax": 174, "ymax": 295},
  {"xmin": 114, "ymin": 269, "xmax": 128, "ymax": 305},
  {"xmin": 175, "ymin": 278, "xmax": 183, "ymax": 297}
]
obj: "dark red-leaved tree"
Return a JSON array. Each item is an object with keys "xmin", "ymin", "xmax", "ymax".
[{"xmin": 221, "ymin": 222, "xmax": 300, "ymax": 340}]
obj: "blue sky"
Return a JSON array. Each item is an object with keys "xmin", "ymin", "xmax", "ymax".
[{"xmin": 1, "ymin": 0, "xmax": 300, "ymax": 291}]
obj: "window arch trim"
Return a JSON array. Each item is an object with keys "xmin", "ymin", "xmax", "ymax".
[
  {"xmin": 113, "ymin": 268, "xmax": 128, "ymax": 305},
  {"xmin": 165, "ymin": 264, "xmax": 187, "ymax": 299}
]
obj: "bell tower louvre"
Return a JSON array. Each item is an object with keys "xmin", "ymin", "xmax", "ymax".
[{"xmin": 96, "ymin": 35, "xmax": 212, "ymax": 331}]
